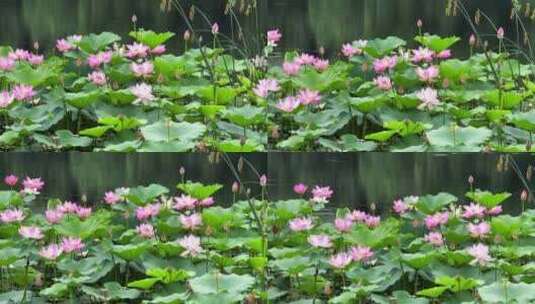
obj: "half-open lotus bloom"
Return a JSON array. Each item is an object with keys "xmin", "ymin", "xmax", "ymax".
[
  {"xmin": 178, "ymin": 235, "xmax": 203, "ymax": 257},
  {"xmin": 436, "ymin": 49, "xmax": 452, "ymax": 59},
  {"xmin": 130, "ymin": 83, "xmax": 155, "ymax": 105},
  {"xmin": 374, "ymin": 76, "xmax": 393, "ymax": 91},
  {"xmin": 4, "ymin": 174, "xmax": 18, "ymax": 186},
  {"xmin": 0, "ymin": 57, "xmax": 15, "ymax": 71},
  {"xmin": 151, "ymin": 45, "xmax": 166, "ymax": 55},
  {"xmin": 253, "ymin": 79, "xmax": 280, "ymax": 98},
  {"xmin": 276, "ymin": 96, "xmax": 301, "ymax": 113},
  {"xmin": 131, "ymin": 61, "xmax": 154, "ymax": 78},
  {"xmin": 329, "ymin": 252, "xmax": 352, "ymax": 269},
  {"xmin": 267, "ymin": 29, "xmax": 282, "ymax": 46},
  {"xmin": 198, "ymin": 197, "xmax": 215, "ymax": 207},
  {"xmin": 373, "ymin": 55, "xmax": 398, "ymax": 74},
  {"xmin": 19, "ymin": 226, "xmax": 44, "ymax": 240},
  {"xmin": 0, "ymin": 209, "xmax": 25, "ymax": 223},
  {"xmin": 334, "ymin": 217, "xmax": 353, "ymax": 232},
  {"xmin": 468, "ymin": 222, "xmax": 491, "ymax": 238},
  {"xmin": 295, "ymin": 53, "xmax": 316, "ymax": 65},
  {"xmin": 57, "ymin": 201, "xmax": 79, "ymax": 214},
  {"xmin": 88, "ymin": 71, "xmax": 107, "ymax": 86},
  {"xmin": 341, "ymin": 43, "xmax": 361, "ymax": 58},
  {"xmin": 487, "ymin": 205, "xmax": 502, "ymax": 216},
  {"xmin": 28, "ymin": 54, "xmax": 44, "ymax": 65},
  {"xmin": 211, "ymin": 23, "xmax": 220, "ymax": 35},
  {"xmin": 311, "ymin": 185, "xmax": 333, "ymax": 203},
  {"xmin": 39, "ymin": 244, "xmax": 63, "ymax": 260},
  {"xmin": 308, "ymin": 234, "xmax": 332, "ymax": 248},
  {"xmin": 136, "ymin": 223, "xmax": 155, "ymax": 238},
  {"xmin": 104, "ymin": 191, "xmax": 121, "ymax": 204},
  {"xmin": 393, "ymin": 199, "xmax": 409, "ymax": 214},
  {"xmin": 61, "ymin": 237, "xmax": 85, "ymax": 253},
  {"xmin": 0, "ymin": 91, "xmax": 14, "ymax": 108},
  {"xmin": 126, "ymin": 43, "xmax": 149, "ymax": 58},
  {"xmin": 282, "ymin": 61, "xmax": 301, "ymax": 76},
  {"xmin": 424, "ymin": 231, "xmax": 444, "ymax": 246},
  {"xmin": 347, "ymin": 210, "xmax": 368, "ymax": 222},
  {"xmin": 297, "ymin": 89, "xmax": 321, "ymax": 105},
  {"xmin": 56, "ymin": 39, "xmax": 74, "ymax": 53},
  {"xmin": 87, "ymin": 51, "xmax": 112, "ymax": 69},
  {"xmin": 75, "ymin": 207, "xmax": 92, "ymax": 219},
  {"xmin": 350, "ymin": 246, "xmax": 374, "ymax": 262},
  {"xmin": 497, "ymin": 27, "xmax": 505, "ymax": 40},
  {"xmin": 313, "ymin": 59, "xmax": 329, "ymax": 71},
  {"xmin": 45, "ymin": 209, "xmax": 64, "ymax": 224},
  {"xmin": 136, "ymin": 204, "xmax": 161, "ymax": 221},
  {"xmin": 293, "ymin": 183, "xmax": 308, "ymax": 195},
  {"xmin": 289, "ymin": 217, "xmax": 313, "ymax": 232},
  {"xmin": 424, "ymin": 212, "xmax": 449, "ymax": 230},
  {"xmin": 174, "ymin": 194, "xmax": 197, "ymax": 210},
  {"xmin": 412, "ymin": 47, "xmax": 434, "ymax": 63},
  {"xmin": 416, "ymin": 87, "xmax": 440, "ymax": 110},
  {"xmin": 180, "ymin": 213, "xmax": 203, "ymax": 230},
  {"xmin": 463, "ymin": 203, "xmax": 487, "ymax": 219},
  {"xmin": 12, "ymin": 85, "xmax": 36, "ymax": 101},
  {"xmin": 467, "ymin": 243, "xmax": 492, "ymax": 266},
  {"xmin": 416, "ymin": 66, "xmax": 439, "ymax": 83},
  {"xmin": 365, "ymin": 215, "xmax": 381, "ymax": 228}
]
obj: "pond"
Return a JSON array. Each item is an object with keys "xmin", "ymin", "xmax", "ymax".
[
  {"xmin": 0, "ymin": 153, "xmax": 532, "ymax": 215},
  {"xmin": 1, "ymin": 0, "xmax": 534, "ymax": 56}
]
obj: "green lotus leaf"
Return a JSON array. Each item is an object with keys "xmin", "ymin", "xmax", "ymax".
[
  {"xmin": 177, "ymin": 182, "xmax": 222, "ymax": 200},
  {"xmin": 189, "ymin": 272, "xmax": 255, "ymax": 295},
  {"xmin": 77, "ymin": 32, "xmax": 121, "ymax": 53},
  {"xmin": 465, "ymin": 190, "xmax": 511, "ymax": 208},
  {"xmin": 416, "ymin": 192, "xmax": 457, "ymax": 214},
  {"xmin": 140, "ymin": 121, "xmax": 206, "ymax": 142},
  {"xmin": 414, "ymin": 35, "xmax": 460, "ymax": 52},
  {"xmin": 127, "ymin": 184, "xmax": 169, "ymax": 205},
  {"xmin": 129, "ymin": 30, "xmax": 175, "ymax": 48},
  {"xmin": 364, "ymin": 36, "xmax": 406, "ymax": 58}
]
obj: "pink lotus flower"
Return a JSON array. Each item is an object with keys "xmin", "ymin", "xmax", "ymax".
[
  {"xmin": 267, "ymin": 29, "xmax": 282, "ymax": 46},
  {"xmin": 88, "ymin": 71, "xmax": 107, "ymax": 86},
  {"xmin": 174, "ymin": 194, "xmax": 197, "ymax": 210},
  {"xmin": 417, "ymin": 19, "xmax": 423, "ymax": 28},
  {"xmin": 0, "ymin": 57, "xmax": 15, "ymax": 71},
  {"xmin": 308, "ymin": 234, "xmax": 332, "ymax": 248},
  {"xmin": 0, "ymin": 209, "xmax": 24, "ymax": 223},
  {"xmin": 28, "ymin": 54, "xmax": 44, "ymax": 65},
  {"xmin": 497, "ymin": 27, "xmax": 505, "ymax": 40},
  {"xmin": 131, "ymin": 61, "xmax": 154, "ymax": 78},
  {"xmin": 178, "ymin": 234, "xmax": 203, "ymax": 257},
  {"xmin": 467, "ymin": 243, "xmax": 491, "ymax": 266},
  {"xmin": 424, "ymin": 212, "xmax": 449, "ymax": 230},
  {"xmin": 436, "ymin": 50, "xmax": 452, "ymax": 59},
  {"xmin": 136, "ymin": 223, "xmax": 155, "ymax": 238},
  {"xmin": 253, "ymin": 79, "xmax": 280, "ymax": 98},
  {"xmin": 293, "ymin": 183, "xmax": 308, "ymax": 195},
  {"xmin": 183, "ymin": 30, "xmax": 191, "ymax": 41},
  {"xmin": 416, "ymin": 66, "xmax": 439, "ymax": 83},
  {"xmin": 462, "ymin": 203, "xmax": 486, "ymax": 219},
  {"xmin": 311, "ymin": 186, "xmax": 333, "ymax": 203},
  {"xmin": 297, "ymin": 89, "xmax": 321, "ymax": 105},
  {"xmin": 39, "ymin": 244, "xmax": 63, "ymax": 260},
  {"xmin": 56, "ymin": 39, "xmax": 74, "ymax": 53},
  {"xmin": 87, "ymin": 51, "xmax": 112, "ymax": 69},
  {"xmin": 329, "ymin": 252, "xmax": 352, "ymax": 269},
  {"xmin": 295, "ymin": 53, "xmax": 316, "ymax": 65},
  {"xmin": 135, "ymin": 203, "xmax": 161, "ymax": 221},
  {"xmin": 12, "ymin": 85, "xmax": 36, "ymax": 101},
  {"xmin": 211, "ymin": 23, "xmax": 220, "ymax": 35},
  {"xmin": 347, "ymin": 210, "xmax": 367, "ymax": 222},
  {"xmin": 350, "ymin": 246, "xmax": 374, "ymax": 262},
  {"xmin": 412, "ymin": 47, "xmax": 434, "ymax": 63},
  {"xmin": 424, "ymin": 231, "xmax": 444, "ymax": 246},
  {"xmin": 75, "ymin": 207, "xmax": 92, "ymax": 219},
  {"xmin": 416, "ymin": 87, "xmax": 440, "ymax": 110},
  {"xmin": 232, "ymin": 182, "xmax": 239, "ymax": 193},
  {"xmin": 282, "ymin": 61, "xmax": 301, "ymax": 76},
  {"xmin": 373, "ymin": 56, "xmax": 398, "ymax": 74},
  {"xmin": 0, "ymin": 91, "xmax": 14, "ymax": 109},
  {"xmin": 9, "ymin": 49, "xmax": 30, "ymax": 61},
  {"xmin": 289, "ymin": 217, "xmax": 313, "ymax": 232},
  {"xmin": 126, "ymin": 43, "xmax": 149, "ymax": 58},
  {"xmin": 150, "ymin": 45, "xmax": 166, "ymax": 55},
  {"xmin": 276, "ymin": 96, "xmax": 300, "ymax": 113},
  {"xmin": 57, "ymin": 201, "xmax": 79, "ymax": 214},
  {"xmin": 334, "ymin": 217, "xmax": 353, "ymax": 232},
  {"xmin": 341, "ymin": 43, "xmax": 361, "ymax": 58},
  {"xmin": 61, "ymin": 237, "xmax": 85, "ymax": 253},
  {"xmin": 45, "ymin": 209, "xmax": 64, "ymax": 224},
  {"xmin": 365, "ymin": 215, "xmax": 381, "ymax": 228},
  {"xmin": 469, "ymin": 34, "xmax": 476, "ymax": 46},
  {"xmin": 373, "ymin": 76, "xmax": 393, "ymax": 91},
  {"xmin": 104, "ymin": 191, "xmax": 121, "ymax": 205},
  {"xmin": 468, "ymin": 222, "xmax": 491, "ymax": 238},
  {"xmin": 198, "ymin": 197, "xmax": 215, "ymax": 207},
  {"xmin": 4, "ymin": 174, "xmax": 18, "ymax": 186},
  {"xmin": 180, "ymin": 213, "xmax": 203, "ymax": 230},
  {"xmin": 313, "ymin": 59, "xmax": 329, "ymax": 71},
  {"xmin": 259, "ymin": 175, "xmax": 268, "ymax": 187},
  {"xmin": 130, "ymin": 83, "xmax": 155, "ymax": 105},
  {"xmin": 487, "ymin": 206, "xmax": 502, "ymax": 216},
  {"xmin": 19, "ymin": 226, "xmax": 44, "ymax": 240},
  {"xmin": 393, "ymin": 199, "xmax": 409, "ymax": 214}
]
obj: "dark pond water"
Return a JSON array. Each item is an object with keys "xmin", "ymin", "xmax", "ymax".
[
  {"xmin": 1, "ymin": 0, "xmax": 534, "ymax": 56},
  {"xmin": 0, "ymin": 153, "xmax": 532, "ymax": 215}
]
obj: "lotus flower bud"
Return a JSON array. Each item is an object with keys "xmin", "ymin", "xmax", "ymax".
[
  {"xmin": 179, "ymin": 166, "xmax": 185, "ymax": 176},
  {"xmin": 259, "ymin": 175, "xmax": 267, "ymax": 187},
  {"xmin": 131, "ymin": 14, "xmax": 138, "ymax": 24},
  {"xmin": 469, "ymin": 34, "xmax": 476, "ymax": 46},
  {"xmin": 184, "ymin": 30, "xmax": 191, "ymax": 41},
  {"xmin": 521, "ymin": 189, "xmax": 528, "ymax": 202},
  {"xmin": 497, "ymin": 27, "xmax": 505, "ymax": 39},
  {"xmin": 417, "ymin": 19, "xmax": 423, "ymax": 28},
  {"xmin": 232, "ymin": 182, "xmax": 239, "ymax": 193},
  {"xmin": 468, "ymin": 175, "xmax": 474, "ymax": 184}
]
